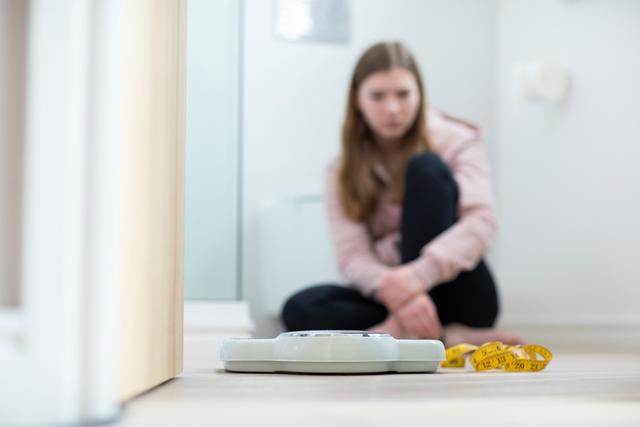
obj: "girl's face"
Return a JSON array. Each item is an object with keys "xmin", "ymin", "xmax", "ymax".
[{"xmin": 356, "ymin": 67, "xmax": 421, "ymax": 146}]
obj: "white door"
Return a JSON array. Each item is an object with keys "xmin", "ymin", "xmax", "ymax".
[{"xmin": 0, "ymin": 0, "xmax": 186, "ymax": 424}]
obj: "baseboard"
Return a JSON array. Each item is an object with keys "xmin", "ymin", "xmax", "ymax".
[
  {"xmin": 498, "ymin": 320, "xmax": 640, "ymax": 351},
  {"xmin": 182, "ymin": 301, "xmax": 254, "ymax": 372},
  {"xmin": 182, "ymin": 303, "xmax": 639, "ymax": 351},
  {"xmin": 184, "ymin": 301, "xmax": 254, "ymax": 335}
]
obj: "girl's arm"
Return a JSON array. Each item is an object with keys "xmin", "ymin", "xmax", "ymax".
[
  {"xmin": 325, "ymin": 161, "xmax": 391, "ymax": 297},
  {"xmin": 409, "ymin": 127, "xmax": 497, "ymax": 289}
]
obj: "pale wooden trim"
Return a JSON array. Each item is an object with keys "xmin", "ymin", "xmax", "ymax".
[
  {"xmin": 117, "ymin": 0, "xmax": 186, "ymax": 401},
  {"xmin": 174, "ymin": 0, "xmax": 187, "ymax": 380}
]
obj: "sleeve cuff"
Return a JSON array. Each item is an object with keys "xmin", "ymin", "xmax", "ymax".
[
  {"xmin": 366, "ymin": 270, "xmax": 388, "ymax": 299},
  {"xmin": 407, "ymin": 255, "xmax": 442, "ymax": 291},
  {"xmin": 347, "ymin": 266, "xmax": 390, "ymax": 299}
]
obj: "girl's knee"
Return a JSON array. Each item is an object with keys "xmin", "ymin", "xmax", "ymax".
[
  {"xmin": 404, "ymin": 152, "xmax": 458, "ymax": 211},
  {"xmin": 281, "ymin": 285, "xmax": 342, "ymax": 331},
  {"xmin": 406, "ymin": 152, "xmax": 452, "ymax": 183},
  {"xmin": 281, "ymin": 289, "xmax": 312, "ymax": 331}
]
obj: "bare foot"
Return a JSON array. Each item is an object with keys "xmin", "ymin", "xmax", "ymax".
[
  {"xmin": 367, "ymin": 315, "xmax": 436, "ymax": 339},
  {"xmin": 443, "ymin": 323, "xmax": 525, "ymax": 347},
  {"xmin": 367, "ymin": 314, "xmax": 410, "ymax": 338}
]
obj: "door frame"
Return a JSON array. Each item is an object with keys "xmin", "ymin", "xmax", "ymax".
[{"xmin": 0, "ymin": 0, "xmax": 124, "ymax": 424}]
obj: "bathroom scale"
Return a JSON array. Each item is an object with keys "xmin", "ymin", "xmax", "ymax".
[{"xmin": 220, "ymin": 330, "xmax": 445, "ymax": 374}]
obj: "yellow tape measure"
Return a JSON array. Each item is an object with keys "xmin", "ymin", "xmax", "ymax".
[{"xmin": 441, "ymin": 342, "xmax": 553, "ymax": 372}]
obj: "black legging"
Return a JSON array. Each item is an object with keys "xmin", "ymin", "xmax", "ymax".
[{"xmin": 281, "ymin": 152, "xmax": 499, "ymax": 332}]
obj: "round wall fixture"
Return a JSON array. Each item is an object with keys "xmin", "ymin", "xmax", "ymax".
[
  {"xmin": 220, "ymin": 330, "xmax": 445, "ymax": 374},
  {"xmin": 521, "ymin": 62, "xmax": 571, "ymax": 103}
]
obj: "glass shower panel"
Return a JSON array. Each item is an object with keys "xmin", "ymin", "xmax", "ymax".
[{"xmin": 185, "ymin": 0, "xmax": 241, "ymax": 300}]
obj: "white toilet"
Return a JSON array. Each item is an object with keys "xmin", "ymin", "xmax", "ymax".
[{"xmin": 257, "ymin": 183, "xmax": 342, "ymax": 319}]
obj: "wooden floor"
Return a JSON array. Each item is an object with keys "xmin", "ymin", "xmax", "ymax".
[{"xmin": 115, "ymin": 334, "xmax": 640, "ymax": 426}]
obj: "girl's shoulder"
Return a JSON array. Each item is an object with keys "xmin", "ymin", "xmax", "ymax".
[
  {"xmin": 427, "ymin": 108, "xmax": 483, "ymax": 161},
  {"xmin": 326, "ymin": 156, "xmax": 340, "ymax": 175}
]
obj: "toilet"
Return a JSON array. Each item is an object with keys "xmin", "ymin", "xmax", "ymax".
[{"xmin": 257, "ymin": 183, "xmax": 342, "ymax": 318}]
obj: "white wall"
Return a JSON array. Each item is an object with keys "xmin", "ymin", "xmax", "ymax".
[
  {"xmin": 494, "ymin": 0, "xmax": 640, "ymax": 326},
  {"xmin": 242, "ymin": 0, "xmax": 498, "ymax": 337}
]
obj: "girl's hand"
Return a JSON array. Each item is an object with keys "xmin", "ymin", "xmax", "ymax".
[
  {"xmin": 395, "ymin": 293, "xmax": 441, "ymax": 339},
  {"xmin": 375, "ymin": 264, "xmax": 425, "ymax": 311}
]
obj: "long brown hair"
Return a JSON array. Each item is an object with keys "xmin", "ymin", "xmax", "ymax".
[{"xmin": 339, "ymin": 41, "xmax": 432, "ymax": 221}]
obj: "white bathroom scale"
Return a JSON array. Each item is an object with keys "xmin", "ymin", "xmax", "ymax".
[{"xmin": 220, "ymin": 330, "xmax": 445, "ymax": 374}]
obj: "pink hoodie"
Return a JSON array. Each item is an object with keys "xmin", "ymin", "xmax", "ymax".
[{"xmin": 325, "ymin": 109, "xmax": 496, "ymax": 297}]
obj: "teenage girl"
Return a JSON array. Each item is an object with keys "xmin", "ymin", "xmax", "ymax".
[{"xmin": 281, "ymin": 41, "xmax": 523, "ymax": 346}]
